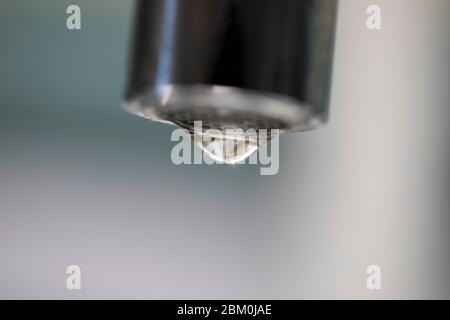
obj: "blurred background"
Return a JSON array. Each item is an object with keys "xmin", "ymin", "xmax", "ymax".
[{"xmin": 0, "ymin": 0, "xmax": 449, "ymax": 299}]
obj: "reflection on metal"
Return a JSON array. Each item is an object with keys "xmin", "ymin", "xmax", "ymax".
[{"xmin": 124, "ymin": 0, "xmax": 338, "ymax": 133}]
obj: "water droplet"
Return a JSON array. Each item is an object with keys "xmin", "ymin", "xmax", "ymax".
[{"xmin": 191, "ymin": 129, "xmax": 272, "ymax": 164}]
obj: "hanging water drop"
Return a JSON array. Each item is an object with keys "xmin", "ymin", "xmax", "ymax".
[{"xmin": 191, "ymin": 128, "xmax": 274, "ymax": 164}]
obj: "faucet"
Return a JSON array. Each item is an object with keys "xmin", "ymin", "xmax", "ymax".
[{"xmin": 123, "ymin": 0, "xmax": 338, "ymax": 162}]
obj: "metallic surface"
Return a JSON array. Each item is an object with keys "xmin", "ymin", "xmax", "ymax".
[{"xmin": 124, "ymin": 0, "xmax": 338, "ymax": 132}]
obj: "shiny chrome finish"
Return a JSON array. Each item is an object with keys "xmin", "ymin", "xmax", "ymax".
[{"xmin": 124, "ymin": 0, "xmax": 338, "ymax": 132}]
